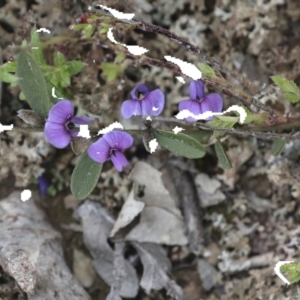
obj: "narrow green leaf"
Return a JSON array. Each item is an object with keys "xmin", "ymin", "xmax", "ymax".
[
  {"xmin": 70, "ymin": 151, "xmax": 103, "ymax": 200},
  {"xmin": 60, "ymin": 69, "xmax": 71, "ymax": 87},
  {"xmin": 19, "ymin": 91, "xmax": 26, "ymax": 100},
  {"xmin": 16, "ymin": 51, "xmax": 52, "ymax": 117},
  {"xmin": 101, "ymin": 62, "xmax": 123, "ymax": 81},
  {"xmin": 31, "ymin": 28, "xmax": 46, "ymax": 65},
  {"xmin": 72, "ymin": 24, "xmax": 87, "ymax": 31},
  {"xmin": 184, "ymin": 129, "xmax": 213, "ymax": 144},
  {"xmin": 198, "ymin": 63, "xmax": 217, "ymax": 78},
  {"xmin": 0, "ymin": 69, "xmax": 18, "ymax": 84},
  {"xmin": 66, "ymin": 61, "xmax": 85, "ymax": 76},
  {"xmin": 283, "ymin": 92, "xmax": 299, "ymax": 103},
  {"xmin": 271, "ymin": 138, "xmax": 285, "ymax": 156},
  {"xmin": 153, "ymin": 130, "xmax": 206, "ymax": 159},
  {"xmin": 2, "ymin": 61, "xmax": 17, "ymax": 72},
  {"xmin": 114, "ymin": 52, "xmax": 126, "ymax": 64},
  {"xmin": 271, "ymin": 75, "xmax": 300, "ymax": 103},
  {"xmin": 83, "ymin": 24, "xmax": 95, "ymax": 38},
  {"xmin": 280, "ymin": 262, "xmax": 300, "ymax": 284},
  {"xmin": 54, "ymin": 51, "xmax": 67, "ymax": 67},
  {"xmin": 207, "ymin": 116, "xmax": 238, "ymax": 138},
  {"xmin": 215, "ymin": 141, "xmax": 232, "ymax": 169},
  {"xmin": 271, "ymin": 75, "xmax": 300, "ymax": 95}
]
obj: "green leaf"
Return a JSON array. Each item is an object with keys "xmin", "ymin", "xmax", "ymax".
[
  {"xmin": 197, "ymin": 63, "xmax": 217, "ymax": 78},
  {"xmin": 66, "ymin": 61, "xmax": 85, "ymax": 76},
  {"xmin": 207, "ymin": 116, "xmax": 238, "ymax": 138},
  {"xmin": 271, "ymin": 138, "xmax": 285, "ymax": 156},
  {"xmin": 19, "ymin": 91, "xmax": 26, "ymax": 100},
  {"xmin": 280, "ymin": 262, "xmax": 300, "ymax": 284},
  {"xmin": 214, "ymin": 141, "xmax": 232, "ymax": 169},
  {"xmin": 101, "ymin": 62, "xmax": 123, "ymax": 81},
  {"xmin": 54, "ymin": 51, "xmax": 67, "ymax": 67},
  {"xmin": 0, "ymin": 69, "xmax": 18, "ymax": 85},
  {"xmin": 283, "ymin": 92, "xmax": 299, "ymax": 103},
  {"xmin": 184, "ymin": 129, "xmax": 213, "ymax": 144},
  {"xmin": 2, "ymin": 61, "xmax": 16, "ymax": 72},
  {"xmin": 31, "ymin": 28, "xmax": 46, "ymax": 65},
  {"xmin": 271, "ymin": 75, "xmax": 300, "ymax": 103},
  {"xmin": 16, "ymin": 51, "xmax": 52, "ymax": 117},
  {"xmin": 83, "ymin": 24, "xmax": 95, "ymax": 38},
  {"xmin": 72, "ymin": 24, "xmax": 87, "ymax": 31},
  {"xmin": 60, "ymin": 69, "xmax": 71, "ymax": 87},
  {"xmin": 153, "ymin": 130, "xmax": 206, "ymax": 159},
  {"xmin": 70, "ymin": 151, "xmax": 103, "ymax": 200},
  {"xmin": 235, "ymin": 106, "xmax": 266, "ymax": 125},
  {"xmin": 114, "ymin": 52, "xmax": 126, "ymax": 64},
  {"xmin": 98, "ymin": 23, "xmax": 110, "ymax": 36}
]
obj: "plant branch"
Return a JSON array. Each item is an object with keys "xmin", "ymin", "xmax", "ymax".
[{"xmin": 88, "ymin": 6, "xmax": 260, "ymax": 96}]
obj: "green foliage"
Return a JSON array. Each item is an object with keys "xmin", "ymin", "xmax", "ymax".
[
  {"xmin": 47, "ymin": 170, "xmax": 65, "ymax": 196},
  {"xmin": 271, "ymin": 75, "xmax": 300, "ymax": 103},
  {"xmin": 231, "ymin": 106, "xmax": 266, "ymax": 125},
  {"xmin": 197, "ymin": 63, "xmax": 217, "ymax": 78},
  {"xmin": 280, "ymin": 262, "xmax": 300, "ymax": 285},
  {"xmin": 153, "ymin": 130, "xmax": 206, "ymax": 159},
  {"xmin": 271, "ymin": 138, "xmax": 285, "ymax": 156},
  {"xmin": 101, "ymin": 62, "xmax": 123, "ymax": 81},
  {"xmin": 16, "ymin": 51, "xmax": 51, "ymax": 117},
  {"xmin": 2, "ymin": 61, "xmax": 16, "ymax": 72},
  {"xmin": 66, "ymin": 61, "xmax": 85, "ymax": 76},
  {"xmin": 71, "ymin": 151, "xmax": 103, "ymax": 200},
  {"xmin": 31, "ymin": 28, "xmax": 46, "ymax": 65},
  {"xmin": 207, "ymin": 116, "xmax": 239, "ymax": 138},
  {"xmin": 214, "ymin": 141, "xmax": 232, "ymax": 169},
  {"xmin": 184, "ymin": 129, "xmax": 213, "ymax": 144},
  {"xmin": 83, "ymin": 24, "xmax": 96, "ymax": 38},
  {"xmin": 0, "ymin": 68, "xmax": 18, "ymax": 86}
]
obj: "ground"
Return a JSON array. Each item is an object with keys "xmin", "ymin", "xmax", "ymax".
[{"xmin": 1, "ymin": 0, "xmax": 300, "ymax": 299}]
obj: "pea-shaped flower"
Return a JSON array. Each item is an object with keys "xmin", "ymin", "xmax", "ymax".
[
  {"xmin": 121, "ymin": 83, "xmax": 165, "ymax": 119},
  {"xmin": 178, "ymin": 80, "xmax": 223, "ymax": 121},
  {"xmin": 88, "ymin": 130, "xmax": 133, "ymax": 172},
  {"xmin": 44, "ymin": 99, "xmax": 93, "ymax": 148}
]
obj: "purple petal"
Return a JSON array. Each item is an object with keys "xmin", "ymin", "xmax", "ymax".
[
  {"xmin": 88, "ymin": 138, "xmax": 111, "ymax": 163},
  {"xmin": 38, "ymin": 175, "xmax": 49, "ymax": 198},
  {"xmin": 178, "ymin": 99, "xmax": 202, "ymax": 122},
  {"xmin": 103, "ymin": 131, "xmax": 134, "ymax": 151},
  {"xmin": 130, "ymin": 84, "xmax": 149, "ymax": 99},
  {"xmin": 189, "ymin": 80, "xmax": 205, "ymax": 100},
  {"xmin": 111, "ymin": 150, "xmax": 129, "ymax": 172},
  {"xmin": 201, "ymin": 93, "xmax": 223, "ymax": 120},
  {"xmin": 71, "ymin": 116, "xmax": 94, "ymax": 125},
  {"xmin": 141, "ymin": 89, "xmax": 165, "ymax": 116},
  {"xmin": 44, "ymin": 122, "xmax": 71, "ymax": 148},
  {"xmin": 121, "ymin": 100, "xmax": 142, "ymax": 119},
  {"xmin": 47, "ymin": 99, "xmax": 74, "ymax": 124}
]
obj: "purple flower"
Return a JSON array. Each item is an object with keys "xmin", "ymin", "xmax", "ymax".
[
  {"xmin": 44, "ymin": 100, "xmax": 93, "ymax": 148},
  {"xmin": 178, "ymin": 80, "xmax": 223, "ymax": 121},
  {"xmin": 88, "ymin": 130, "xmax": 133, "ymax": 172},
  {"xmin": 121, "ymin": 84, "xmax": 165, "ymax": 119},
  {"xmin": 38, "ymin": 175, "xmax": 49, "ymax": 198}
]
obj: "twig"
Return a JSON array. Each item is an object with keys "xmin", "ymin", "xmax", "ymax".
[
  {"xmin": 92, "ymin": 30, "xmax": 275, "ymax": 117},
  {"xmin": 88, "ymin": 6, "xmax": 260, "ymax": 95}
]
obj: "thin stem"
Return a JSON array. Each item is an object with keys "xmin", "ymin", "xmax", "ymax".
[
  {"xmin": 88, "ymin": 6, "xmax": 260, "ymax": 95},
  {"xmin": 6, "ymin": 121, "xmax": 300, "ymax": 142}
]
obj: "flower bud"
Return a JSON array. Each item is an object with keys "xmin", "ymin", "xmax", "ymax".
[{"xmin": 17, "ymin": 109, "xmax": 45, "ymax": 126}]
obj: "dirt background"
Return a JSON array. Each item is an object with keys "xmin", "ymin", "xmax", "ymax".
[{"xmin": 1, "ymin": 0, "xmax": 300, "ymax": 299}]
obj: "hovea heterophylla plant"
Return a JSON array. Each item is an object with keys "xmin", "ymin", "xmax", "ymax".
[{"xmin": 4, "ymin": 7, "xmax": 300, "ymax": 210}]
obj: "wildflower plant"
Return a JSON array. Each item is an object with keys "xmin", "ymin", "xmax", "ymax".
[{"xmin": 2, "ymin": 5, "xmax": 300, "ymax": 209}]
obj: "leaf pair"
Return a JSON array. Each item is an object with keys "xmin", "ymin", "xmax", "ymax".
[{"xmin": 271, "ymin": 75, "xmax": 300, "ymax": 103}]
